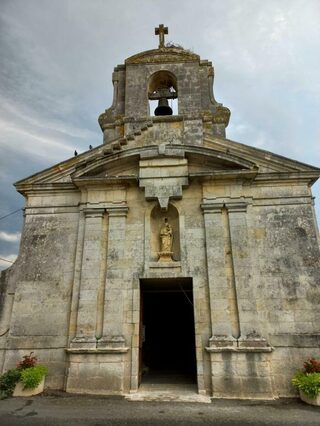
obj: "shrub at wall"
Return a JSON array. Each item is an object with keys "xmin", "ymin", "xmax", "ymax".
[
  {"xmin": 0, "ymin": 352, "xmax": 48, "ymax": 399},
  {"xmin": 292, "ymin": 357, "xmax": 320, "ymax": 398}
]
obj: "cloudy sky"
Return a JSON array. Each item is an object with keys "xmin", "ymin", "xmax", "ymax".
[{"xmin": 0, "ymin": 0, "xmax": 320, "ymax": 270}]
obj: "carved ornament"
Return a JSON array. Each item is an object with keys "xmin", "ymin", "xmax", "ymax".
[
  {"xmin": 98, "ymin": 110, "xmax": 124, "ymax": 130},
  {"xmin": 212, "ymin": 105, "xmax": 231, "ymax": 127}
]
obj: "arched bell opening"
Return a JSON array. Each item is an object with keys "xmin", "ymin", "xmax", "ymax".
[{"xmin": 148, "ymin": 70, "xmax": 178, "ymax": 116}]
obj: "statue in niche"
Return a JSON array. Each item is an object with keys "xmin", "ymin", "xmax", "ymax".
[{"xmin": 158, "ymin": 217, "xmax": 173, "ymax": 262}]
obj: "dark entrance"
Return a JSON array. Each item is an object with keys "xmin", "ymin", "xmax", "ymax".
[{"xmin": 140, "ymin": 278, "xmax": 197, "ymax": 385}]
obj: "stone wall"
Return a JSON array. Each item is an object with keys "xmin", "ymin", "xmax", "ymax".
[
  {"xmin": 0, "ymin": 154, "xmax": 319, "ymax": 398},
  {"xmin": 0, "ymin": 195, "xmax": 80, "ymax": 389}
]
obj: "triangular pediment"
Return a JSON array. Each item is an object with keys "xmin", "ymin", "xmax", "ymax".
[
  {"xmin": 73, "ymin": 154, "xmax": 140, "ymax": 179},
  {"xmin": 185, "ymin": 149, "xmax": 255, "ymax": 173},
  {"xmin": 14, "ymin": 135, "xmax": 320, "ymax": 194}
]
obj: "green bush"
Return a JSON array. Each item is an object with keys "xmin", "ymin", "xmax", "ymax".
[
  {"xmin": 0, "ymin": 353, "xmax": 48, "ymax": 399},
  {"xmin": 0, "ymin": 368, "xmax": 21, "ymax": 399},
  {"xmin": 292, "ymin": 372, "xmax": 320, "ymax": 398},
  {"xmin": 20, "ymin": 365, "xmax": 48, "ymax": 389}
]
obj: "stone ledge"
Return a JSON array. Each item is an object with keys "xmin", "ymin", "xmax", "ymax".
[
  {"xmin": 152, "ymin": 115, "xmax": 184, "ymax": 123},
  {"xmin": 65, "ymin": 348, "xmax": 129, "ymax": 354},
  {"xmin": 205, "ymin": 346, "xmax": 273, "ymax": 353},
  {"xmin": 149, "ymin": 261, "xmax": 181, "ymax": 269}
]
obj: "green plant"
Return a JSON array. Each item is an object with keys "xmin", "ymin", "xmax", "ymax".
[
  {"xmin": 0, "ymin": 368, "xmax": 21, "ymax": 399},
  {"xmin": 0, "ymin": 353, "xmax": 48, "ymax": 399},
  {"xmin": 20, "ymin": 365, "xmax": 48, "ymax": 389},
  {"xmin": 292, "ymin": 371, "xmax": 320, "ymax": 398}
]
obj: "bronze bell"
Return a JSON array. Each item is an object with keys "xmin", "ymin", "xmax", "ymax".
[{"xmin": 154, "ymin": 97, "xmax": 173, "ymax": 116}]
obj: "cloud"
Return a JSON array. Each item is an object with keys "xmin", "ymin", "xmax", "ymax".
[{"xmin": 0, "ymin": 231, "xmax": 21, "ymax": 243}]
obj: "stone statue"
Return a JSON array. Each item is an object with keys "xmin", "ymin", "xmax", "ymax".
[{"xmin": 158, "ymin": 217, "xmax": 173, "ymax": 261}]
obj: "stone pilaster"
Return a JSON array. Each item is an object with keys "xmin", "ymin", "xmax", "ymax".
[
  {"xmin": 203, "ymin": 200, "xmax": 274, "ymax": 399},
  {"xmin": 226, "ymin": 201, "xmax": 266, "ymax": 347},
  {"xmin": 98, "ymin": 205, "xmax": 129, "ymax": 350},
  {"xmin": 201, "ymin": 202, "xmax": 235, "ymax": 347},
  {"xmin": 71, "ymin": 208, "xmax": 106, "ymax": 349}
]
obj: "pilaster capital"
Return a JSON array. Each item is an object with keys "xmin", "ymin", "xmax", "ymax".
[
  {"xmin": 200, "ymin": 202, "xmax": 224, "ymax": 214},
  {"xmin": 83, "ymin": 207, "xmax": 105, "ymax": 218},
  {"xmin": 224, "ymin": 201, "xmax": 247, "ymax": 213},
  {"xmin": 106, "ymin": 205, "xmax": 128, "ymax": 217}
]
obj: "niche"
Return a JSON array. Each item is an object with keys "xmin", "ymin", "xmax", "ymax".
[
  {"xmin": 150, "ymin": 203, "xmax": 180, "ymax": 261},
  {"xmin": 148, "ymin": 70, "xmax": 178, "ymax": 116}
]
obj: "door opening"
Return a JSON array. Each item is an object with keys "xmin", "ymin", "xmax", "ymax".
[{"xmin": 140, "ymin": 278, "xmax": 197, "ymax": 386}]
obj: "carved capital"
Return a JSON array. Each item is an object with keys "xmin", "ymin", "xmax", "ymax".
[
  {"xmin": 83, "ymin": 208, "xmax": 105, "ymax": 218},
  {"xmin": 106, "ymin": 205, "xmax": 128, "ymax": 217},
  {"xmin": 225, "ymin": 201, "xmax": 247, "ymax": 213},
  {"xmin": 201, "ymin": 202, "xmax": 224, "ymax": 214}
]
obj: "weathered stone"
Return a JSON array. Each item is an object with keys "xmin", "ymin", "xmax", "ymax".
[{"xmin": 0, "ymin": 25, "xmax": 319, "ymax": 399}]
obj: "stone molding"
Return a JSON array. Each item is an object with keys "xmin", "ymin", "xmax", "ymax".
[
  {"xmin": 206, "ymin": 346, "xmax": 273, "ymax": 353},
  {"xmin": 200, "ymin": 202, "xmax": 224, "ymax": 214},
  {"xmin": 206, "ymin": 336, "xmax": 273, "ymax": 353},
  {"xmin": 83, "ymin": 208, "xmax": 105, "ymax": 218},
  {"xmin": 106, "ymin": 205, "xmax": 128, "ymax": 217},
  {"xmin": 80, "ymin": 204, "xmax": 129, "ymax": 218},
  {"xmin": 66, "ymin": 348, "xmax": 129, "ymax": 354},
  {"xmin": 69, "ymin": 335, "xmax": 129, "ymax": 353},
  {"xmin": 24, "ymin": 206, "xmax": 80, "ymax": 215},
  {"xmin": 201, "ymin": 199, "xmax": 250, "ymax": 214},
  {"xmin": 224, "ymin": 201, "xmax": 247, "ymax": 213},
  {"xmin": 149, "ymin": 261, "xmax": 181, "ymax": 269}
]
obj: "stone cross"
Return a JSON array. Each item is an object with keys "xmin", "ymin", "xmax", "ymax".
[{"xmin": 155, "ymin": 24, "xmax": 168, "ymax": 48}]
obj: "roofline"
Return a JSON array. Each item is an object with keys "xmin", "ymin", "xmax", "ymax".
[{"xmin": 204, "ymin": 135, "xmax": 320, "ymax": 172}]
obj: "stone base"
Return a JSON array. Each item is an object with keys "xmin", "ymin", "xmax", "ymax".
[
  {"xmin": 158, "ymin": 251, "xmax": 173, "ymax": 262},
  {"xmin": 13, "ymin": 377, "xmax": 45, "ymax": 397},
  {"xmin": 65, "ymin": 350, "xmax": 129, "ymax": 395},
  {"xmin": 206, "ymin": 343, "xmax": 276, "ymax": 399}
]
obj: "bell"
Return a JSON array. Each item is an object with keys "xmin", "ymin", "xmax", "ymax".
[{"xmin": 154, "ymin": 97, "xmax": 173, "ymax": 116}]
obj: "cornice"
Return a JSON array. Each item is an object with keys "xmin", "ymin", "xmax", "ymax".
[
  {"xmin": 254, "ymin": 171, "xmax": 320, "ymax": 186},
  {"xmin": 15, "ymin": 182, "xmax": 78, "ymax": 196}
]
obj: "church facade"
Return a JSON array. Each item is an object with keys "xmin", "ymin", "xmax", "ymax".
[{"xmin": 1, "ymin": 26, "xmax": 319, "ymax": 399}]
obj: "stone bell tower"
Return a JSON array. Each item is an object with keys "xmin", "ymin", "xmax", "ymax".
[{"xmin": 98, "ymin": 25, "xmax": 231, "ymax": 144}]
